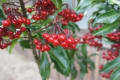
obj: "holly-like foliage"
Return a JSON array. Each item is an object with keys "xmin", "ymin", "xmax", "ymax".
[
  {"xmin": 77, "ymin": 0, "xmax": 120, "ymax": 80},
  {"xmin": 0, "ymin": 0, "xmax": 95, "ymax": 80}
]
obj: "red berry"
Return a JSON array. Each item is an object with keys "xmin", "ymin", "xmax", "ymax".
[
  {"xmin": 53, "ymin": 39, "xmax": 59, "ymax": 46},
  {"xmin": 42, "ymin": 33, "xmax": 49, "ymax": 39},
  {"xmin": 66, "ymin": 37, "xmax": 74, "ymax": 44},
  {"xmin": 36, "ymin": 45, "xmax": 42, "ymax": 50},
  {"xmin": 99, "ymin": 65, "xmax": 104, "ymax": 70},
  {"xmin": 34, "ymin": 39, "xmax": 39, "ymax": 45},
  {"xmin": 61, "ymin": 42, "xmax": 68, "ymax": 48},
  {"xmin": 48, "ymin": 37, "xmax": 54, "ymax": 43},
  {"xmin": 18, "ymin": 18, "xmax": 23, "ymax": 23},
  {"xmin": 20, "ymin": 27, "xmax": 26, "ymax": 32},
  {"xmin": 2, "ymin": 19, "xmax": 11, "ymax": 27},
  {"xmin": 58, "ymin": 34, "xmax": 66, "ymax": 42},
  {"xmin": 27, "ymin": 8, "xmax": 33, "ymax": 13},
  {"xmin": 43, "ymin": 45, "xmax": 50, "ymax": 52},
  {"xmin": 78, "ymin": 13, "xmax": 84, "ymax": 19},
  {"xmin": 26, "ymin": 19, "xmax": 31, "ymax": 25}
]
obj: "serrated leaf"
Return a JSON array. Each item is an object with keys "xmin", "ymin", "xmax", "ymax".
[
  {"xmin": 101, "ymin": 57, "xmax": 120, "ymax": 73},
  {"xmin": 51, "ymin": 0, "xmax": 62, "ymax": 9},
  {"xmin": 110, "ymin": 66, "xmax": 120, "ymax": 80},
  {"xmin": 49, "ymin": 46, "xmax": 70, "ymax": 76},
  {"xmin": 40, "ymin": 52, "xmax": 50, "ymax": 80},
  {"xmin": 20, "ymin": 40, "xmax": 30, "ymax": 49},
  {"xmin": 93, "ymin": 21, "xmax": 120, "ymax": 35},
  {"xmin": 94, "ymin": 10, "xmax": 120, "ymax": 24}
]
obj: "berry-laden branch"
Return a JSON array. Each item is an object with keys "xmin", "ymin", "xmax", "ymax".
[{"xmin": 19, "ymin": 0, "xmax": 40, "ymax": 64}]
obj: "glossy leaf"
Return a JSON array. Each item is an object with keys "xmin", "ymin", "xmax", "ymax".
[
  {"xmin": 108, "ymin": 0, "xmax": 120, "ymax": 6},
  {"xmin": 0, "ymin": 6, "xmax": 6, "ymax": 25},
  {"xmin": 81, "ymin": 44, "xmax": 87, "ymax": 57},
  {"xmin": 71, "ymin": 64, "xmax": 77, "ymax": 79},
  {"xmin": 40, "ymin": 52, "xmax": 50, "ymax": 80},
  {"xmin": 93, "ymin": 21, "xmax": 120, "ymax": 35},
  {"xmin": 69, "ymin": 22, "xmax": 80, "ymax": 31},
  {"xmin": 101, "ymin": 57, "xmax": 120, "ymax": 73},
  {"xmin": 94, "ymin": 10, "xmax": 120, "ymax": 24},
  {"xmin": 51, "ymin": 0, "xmax": 62, "ymax": 9},
  {"xmin": 110, "ymin": 66, "xmax": 120, "ymax": 80},
  {"xmin": 20, "ymin": 40, "xmax": 30, "ymax": 49},
  {"xmin": 49, "ymin": 46, "xmax": 70, "ymax": 76}
]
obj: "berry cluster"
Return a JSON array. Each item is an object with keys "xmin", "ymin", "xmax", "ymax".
[
  {"xmin": 32, "ymin": 0, "xmax": 56, "ymax": 20},
  {"xmin": 79, "ymin": 32, "xmax": 102, "ymax": 48},
  {"xmin": 102, "ymin": 50, "xmax": 119, "ymax": 61},
  {"xmin": 107, "ymin": 32, "xmax": 120, "ymax": 41},
  {"xmin": 58, "ymin": 8, "xmax": 83, "ymax": 26},
  {"xmin": 0, "ymin": 26, "xmax": 26, "ymax": 49},
  {"xmin": 2, "ymin": 6, "xmax": 31, "ymax": 27},
  {"xmin": 112, "ymin": 43, "xmax": 120, "ymax": 50},
  {"xmin": 0, "ymin": 5, "xmax": 31, "ymax": 49},
  {"xmin": 99, "ymin": 65, "xmax": 113, "ymax": 79},
  {"xmin": 2, "ymin": 18, "xmax": 30, "ymax": 28},
  {"xmin": 34, "ymin": 39, "xmax": 50, "ymax": 52},
  {"xmin": 80, "ymin": 25, "xmax": 120, "ymax": 79},
  {"xmin": 0, "ymin": 39, "xmax": 11, "ymax": 49},
  {"xmin": 88, "ymin": 25, "xmax": 102, "ymax": 32},
  {"xmin": 42, "ymin": 33, "xmax": 79, "ymax": 49},
  {"xmin": 100, "ymin": 71, "xmax": 112, "ymax": 79}
]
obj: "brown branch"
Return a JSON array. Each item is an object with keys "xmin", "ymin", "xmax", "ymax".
[
  {"xmin": 19, "ymin": 0, "xmax": 27, "ymax": 17},
  {"xmin": 19, "ymin": 0, "xmax": 39, "ymax": 63}
]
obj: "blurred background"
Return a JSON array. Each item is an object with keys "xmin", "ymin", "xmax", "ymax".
[{"xmin": 0, "ymin": 0, "xmax": 105, "ymax": 80}]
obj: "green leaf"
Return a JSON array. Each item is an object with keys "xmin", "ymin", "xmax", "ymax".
[
  {"xmin": 40, "ymin": 52, "xmax": 50, "ymax": 80},
  {"xmin": 78, "ymin": 0, "xmax": 93, "ymax": 9},
  {"xmin": 87, "ymin": 59, "xmax": 95, "ymax": 70},
  {"xmin": 69, "ymin": 22, "xmax": 80, "ymax": 31},
  {"xmin": 51, "ymin": 0, "xmax": 62, "ymax": 9},
  {"xmin": 49, "ymin": 46, "xmax": 70, "ymax": 76},
  {"xmin": 79, "ymin": 61, "xmax": 88, "ymax": 73},
  {"xmin": 81, "ymin": 44, "xmax": 87, "ymax": 57},
  {"xmin": 71, "ymin": 65, "xmax": 77, "ymax": 79},
  {"xmin": 101, "ymin": 57, "xmax": 120, "ymax": 73},
  {"xmin": 8, "ymin": 25, "xmax": 16, "ymax": 32},
  {"xmin": 93, "ymin": 21, "xmax": 120, "ymax": 35},
  {"xmin": 110, "ymin": 66, "xmax": 120, "ymax": 80},
  {"xmin": 77, "ymin": 0, "xmax": 81, "ymax": 5},
  {"xmin": 1, "ymin": 0, "xmax": 7, "ymax": 3},
  {"xmin": 0, "ymin": 6, "xmax": 6, "ymax": 25},
  {"xmin": 20, "ymin": 40, "xmax": 30, "ymax": 49},
  {"xmin": 7, "ymin": 39, "xmax": 18, "ymax": 53},
  {"xmin": 102, "ymin": 37, "xmax": 115, "ymax": 45},
  {"xmin": 108, "ymin": 0, "xmax": 120, "ymax": 6},
  {"xmin": 94, "ymin": 10, "xmax": 120, "ymax": 24}
]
